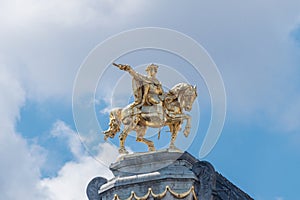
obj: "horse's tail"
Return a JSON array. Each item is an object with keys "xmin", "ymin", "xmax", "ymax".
[{"xmin": 103, "ymin": 108, "xmax": 122, "ymax": 140}]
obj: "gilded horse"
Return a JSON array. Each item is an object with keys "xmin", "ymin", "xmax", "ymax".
[{"xmin": 103, "ymin": 83, "xmax": 197, "ymax": 154}]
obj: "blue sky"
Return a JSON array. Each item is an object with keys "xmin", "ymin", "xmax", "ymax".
[{"xmin": 1, "ymin": 1, "xmax": 300, "ymax": 199}]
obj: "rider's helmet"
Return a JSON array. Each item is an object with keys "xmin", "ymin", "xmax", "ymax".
[{"xmin": 145, "ymin": 64, "xmax": 158, "ymax": 73}]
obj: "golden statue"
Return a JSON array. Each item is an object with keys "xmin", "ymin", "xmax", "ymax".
[{"xmin": 103, "ymin": 63, "xmax": 197, "ymax": 154}]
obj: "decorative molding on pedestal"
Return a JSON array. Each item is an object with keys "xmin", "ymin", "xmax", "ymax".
[{"xmin": 113, "ymin": 185, "xmax": 197, "ymax": 200}]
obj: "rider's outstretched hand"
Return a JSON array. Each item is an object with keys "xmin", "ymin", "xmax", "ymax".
[{"xmin": 119, "ymin": 64, "xmax": 131, "ymax": 71}]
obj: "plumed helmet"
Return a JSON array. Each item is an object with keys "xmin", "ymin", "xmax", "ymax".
[{"xmin": 145, "ymin": 64, "xmax": 158, "ymax": 72}]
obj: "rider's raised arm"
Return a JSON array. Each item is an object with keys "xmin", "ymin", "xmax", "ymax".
[
  {"xmin": 127, "ymin": 67, "xmax": 152, "ymax": 83},
  {"xmin": 114, "ymin": 63, "xmax": 152, "ymax": 83}
]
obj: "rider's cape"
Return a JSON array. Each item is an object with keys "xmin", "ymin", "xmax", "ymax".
[{"xmin": 132, "ymin": 77, "xmax": 144, "ymax": 104}]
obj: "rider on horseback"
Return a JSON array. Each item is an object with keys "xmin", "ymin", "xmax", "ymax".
[
  {"xmin": 115, "ymin": 63, "xmax": 164, "ymax": 109},
  {"xmin": 104, "ymin": 63, "xmax": 197, "ymax": 153}
]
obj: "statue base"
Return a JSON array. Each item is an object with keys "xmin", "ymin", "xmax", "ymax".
[
  {"xmin": 87, "ymin": 150, "xmax": 253, "ymax": 200},
  {"xmin": 111, "ymin": 148, "xmax": 189, "ymax": 176}
]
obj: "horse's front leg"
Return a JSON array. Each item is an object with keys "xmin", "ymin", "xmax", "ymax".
[
  {"xmin": 168, "ymin": 113, "xmax": 191, "ymax": 137},
  {"xmin": 183, "ymin": 114, "xmax": 191, "ymax": 137},
  {"xmin": 119, "ymin": 127, "xmax": 129, "ymax": 154},
  {"xmin": 119, "ymin": 115, "xmax": 140, "ymax": 154},
  {"xmin": 167, "ymin": 112, "xmax": 191, "ymax": 137}
]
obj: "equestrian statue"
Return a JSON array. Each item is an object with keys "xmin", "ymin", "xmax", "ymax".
[{"xmin": 103, "ymin": 63, "xmax": 197, "ymax": 154}]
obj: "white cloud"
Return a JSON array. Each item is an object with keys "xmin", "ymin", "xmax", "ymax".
[
  {"xmin": 40, "ymin": 149, "xmax": 116, "ymax": 200},
  {"xmin": 0, "ymin": 65, "xmax": 47, "ymax": 199},
  {"xmin": 0, "ymin": 69, "xmax": 117, "ymax": 199},
  {"xmin": 41, "ymin": 120, "xmax": 117, "ymax": 200},
  {"xmin": 0, "ymin": 1, "xmax": 148, "ymax": 199},
  {"xmin": 50, "ymin": 120, "xmax": 85, "ymax": 159},
  {"xmin": 0, "ymin": 0, "xmax": 151, "ymax": 101},
  {"xmin": 0, "ymin": 65, "xmax": 25, "ymax": 125},
  {"xmin": 1, "ymin": 0, "xmax": 299, "ymax": 128},
  {"xmin": 0, "ymin": 0, "xmax": 147, "ymax": 28}
]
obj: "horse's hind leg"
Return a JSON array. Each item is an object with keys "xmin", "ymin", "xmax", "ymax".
[
  {"xmin": 119, "ymin": 125, "xmax": 131, "ymax": 154},
  {"xmin": 136, "ymin": 126, "xmax": 155, "ymax": 152}
]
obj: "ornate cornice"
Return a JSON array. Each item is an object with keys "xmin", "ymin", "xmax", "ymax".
[{"xmin": 113, "ymin": 185, "xmax": 197, "ymax": 200}]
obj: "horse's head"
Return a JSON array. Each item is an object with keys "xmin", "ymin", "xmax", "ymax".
[
  {"xmin": 168, "ymin": 83, "xmax": 197, "ymax": 112},
  {"xmin": 179, "ymin": 84, "xmax": 197, "ymax": 112},
  {"xmin": 103, "ymin": 108, "xmax": 122, "ymax": 140}
]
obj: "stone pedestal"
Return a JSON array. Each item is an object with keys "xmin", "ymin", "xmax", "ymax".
[{"xmin": 87, "ymin": 150, "xmax": 253, "ymax": 200}]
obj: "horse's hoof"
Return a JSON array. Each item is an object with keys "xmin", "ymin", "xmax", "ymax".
[
  {"xmin": 168, "ymin": 145, "xmax": 181, "ymax": 152},
  {"xmin": 184, "ymin": 132, "xmax": 189, "ymax": 137},
  {"xmin": 149, "ymin": 146, "xmax": 156, "ymax": 152},
  {"xmin": 119, "ymin": 148, "xmax": 129, "ymax": 154},
  {"xmin": 184, "ymin": 129, "xmax": 190, "ymax": 137}
]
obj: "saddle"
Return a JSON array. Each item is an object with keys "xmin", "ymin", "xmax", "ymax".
[{"xmin": 123, "ymin": 103, "xmax": 165, "ymax": 127}]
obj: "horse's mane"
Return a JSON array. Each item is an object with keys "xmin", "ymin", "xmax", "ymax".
[{"xmin": 168, "ymin": 83, "xmax": 191, "ymax": 97}]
